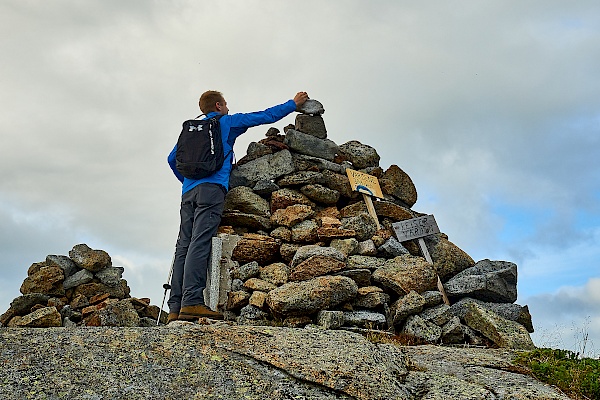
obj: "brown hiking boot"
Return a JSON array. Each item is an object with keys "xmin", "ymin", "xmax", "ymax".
[
  {"xmin": 179, "ymin": 305, "xmax": 224, "ymax": 321},
  {"xmin": 167, "ymin": 312, "xmax": 179, "ymax": 324}
]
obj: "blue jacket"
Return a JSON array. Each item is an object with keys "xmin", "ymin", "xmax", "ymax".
[{"xmin": 168, "ymin": 99, "xmax": 297, "ymax": 195}]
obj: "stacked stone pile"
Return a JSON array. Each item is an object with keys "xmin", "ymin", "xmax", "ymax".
[
  {"xmin": 218, "ymin": 99, "xmax": 535, "ymax": 349},
  {"xmin": 0, "ymin": 244, "xmax": 165, "ymax": 327}
]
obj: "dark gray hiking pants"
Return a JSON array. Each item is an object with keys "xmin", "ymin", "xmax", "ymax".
[{"xmin": 168, "ymin": 183, "xmax": 225, "ymax": 312}]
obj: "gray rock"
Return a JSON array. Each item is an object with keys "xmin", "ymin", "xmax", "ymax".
[
  {"xmin": 422, "ymin": 291, "xmax": 443, "ymax": 307},
  {"xmin": 220, "ymin": 211, "xmax": 272, "ymax": 231},
  {"xmin": 296, "ymin": 98, "xmax": 325, "ymax": 115},
  {"xmin": 444, "ymin": 259, "xmax": 518, "ymax": 303},
  {"xmin": 352, "ymin": 286, "xmax": 388, "ymax": 309},
  {"xmin": 239, "ymin": 304, "xmax": 268, "ymax": 320},
  {"xmin": 300, "ymin": 184, "xmax": 340, "ymax": 205},
  {"xmin": 45, "ymin": 255, "xmax": 78, "ymax": 278},
  {"xmin": 292, "ymin": 153, "xmax": 346, "ymax": 174},
  {"xmin": 390, "ymin": 290, "xmax": 427, "ymax": 325},
  {"xmin": 230, "ymin": 149, "xmax": 295, "ymax": 188},
  {"xmin": 317, "ymin": 310, "xmax": 344, "ymax": 329},
  {"xmin": 95, "ymin": 266, "xmax": 124, "ymax": 287},
  {"xmin": 441, "ymin": 316, "xmax": 465, "ymax": 344},
  {"xmin": 290, "ymin": 219, "xmax": 319, "ymax": 243},
  {"xmin": 230, "ymin": 278, "xmax": 245, "ymax": 292},
  {"xmin": 341, "ymin": 212, "xmax": 378, "ymax": 242},
  {"xmin": 284, "ymin": 130, "xmax": 339, "ymax": 161},
  {"xmin": 343, "ymin": 310, "xmax": 386, "ymax": 329},
  {"xmin": 0, "ymin": 325, "xmax": 569, "ymax": 399},
  {"xmin": 377, "ymin": 236, "xmax": 410, "ymax": 258},
  {"xmin": 422, "ymin": 233, "xmax": 475, "ymax": 281},
  {"xmin": 346, "ymin": 255, "xmax": 386, "ymax": 270},
  {"xmin": 401, "ymin": 314, "xmax": 442, "ymax": 343},
  {"xmin": 9, "ymin": 293, "xmax": 50, "ymax": 316},
  {"xmin": 277, "ymin": 171, "xmax": 323, "ymax": 187},
  {"xmin": 334, "ymin": 269, "xmax": 372, "ymax": 287},
  {"xmin": 419, "ymin": 304, "xmax": 452, "ymax": 326},
  {"xmin": 232, "ymin": 261, "xmax": 260, "ymax": 281},
  {"xmin": 338, "ymin": 141, "xmax": 380, "ymax": 169},
  {"xmin": 295, "ymin": 114, "xmax": 327, "ymax": 138},
  {"xmin": 252, "ymin": 179, "xmax": 280, "ymax": 196},
  {"xmin": 63, "ymin": 269, "xmax": 94, "ymax": 290},
  {"xmin": 224, "ymin": 186, "xmax": 271, "ymax": 217}
]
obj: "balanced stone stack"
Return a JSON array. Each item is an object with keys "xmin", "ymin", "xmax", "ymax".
[
  {"xmin": 0, "ymin": 244, "xmax": 166, "ymax": 327},
  {"xmin": 218, "ymin": 99, "xmax": 535, "ymax": 350}
]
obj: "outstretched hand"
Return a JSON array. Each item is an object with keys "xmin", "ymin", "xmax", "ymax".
[{"xmin": 293, "ymin": 92, "xmax": 309, "ymax": 107}]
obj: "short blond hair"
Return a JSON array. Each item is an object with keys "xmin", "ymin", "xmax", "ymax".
[{"xmin": 199, "ymin": 90, "xmax": 225, "ymax": 114}]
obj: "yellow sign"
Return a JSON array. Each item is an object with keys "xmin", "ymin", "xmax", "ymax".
[{"xmin": 346, "ymin": 169, "xmax": 384, "ymax": 198}]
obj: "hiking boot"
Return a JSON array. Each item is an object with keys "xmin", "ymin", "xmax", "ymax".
[
  {"xmin": 167, "ymin": 312, "xmax": 179, "ymax": 324},
  {"xmin": 179, "ymin": 305, "xmax": 224, "ymax": 321}
]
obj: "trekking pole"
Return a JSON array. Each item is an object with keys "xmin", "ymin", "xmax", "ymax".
[{"xmin": 156, "ymin": 251, "xmax": 176, "ymax": 326}]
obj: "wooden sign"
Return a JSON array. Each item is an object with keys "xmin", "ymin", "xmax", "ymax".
[
  {"xmin": 346, "ymin": 169, "xmax": 384, "ymax": 199},
  {"xmin": 392, "ymin": 215, "xmax": 440, "ymax": 242},
  {"xmin": 392, "ymin": 215, "xmax": 450, "ymax": 306}
]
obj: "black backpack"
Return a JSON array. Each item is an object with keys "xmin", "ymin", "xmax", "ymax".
[{"xmin": 175, "ymin": 114, "xmax": 225, "ymax": 180}]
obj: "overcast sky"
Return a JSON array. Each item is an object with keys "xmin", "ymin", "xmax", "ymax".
[{"xmin": 1, "ymin": 0, "xmax": 598, "ymax": 355}]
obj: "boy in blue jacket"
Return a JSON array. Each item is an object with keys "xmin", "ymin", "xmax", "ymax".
[{"xmin": 167, "ymin": 90, "xmax": 309, "ymax": 322}]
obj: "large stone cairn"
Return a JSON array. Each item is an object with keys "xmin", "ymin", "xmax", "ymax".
[
  {"xmin": 219, "ymin": 99, "xmax": 535, "ymax": 349},
  {"xmin": 0, "ymin": 244, "xmax": 166, "ymax": 327}
]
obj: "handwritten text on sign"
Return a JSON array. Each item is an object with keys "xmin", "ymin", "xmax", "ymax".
[
  {"xmin": 346, "ymin": 169, "xmax": 384, "ymax": 198},
  {"xmin": 392, "ymin": 215, "xmax": 440, "ymax": 241}
]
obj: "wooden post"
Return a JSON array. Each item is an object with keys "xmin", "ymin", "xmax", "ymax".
[
  {"xmin": 418, "ymin": 238, "xmax": 450, "ymax": 306},
  {"xmin": 362, "ymin": 193, "xmax": 381, "ymax": 230}
]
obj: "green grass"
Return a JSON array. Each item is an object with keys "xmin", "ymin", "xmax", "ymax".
[{"xmin": 515, "ymin": 348, "xmax": 600, "ymax": 400}]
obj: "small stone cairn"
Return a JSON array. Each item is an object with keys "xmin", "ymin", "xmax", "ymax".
[
  {"xmin": 217, "ymin": 99, "xmax": 535, "ymax": 349},
  {"xmin": 0, "ymin": 244, "xmax": 166, "ymax": 328}
]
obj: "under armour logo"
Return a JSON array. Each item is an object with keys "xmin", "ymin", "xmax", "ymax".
[{"xmin": 188, "ymin": 125, "xmax": 204, "ymax": 132}]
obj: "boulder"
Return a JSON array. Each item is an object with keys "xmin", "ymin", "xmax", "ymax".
[
  {"xmin": 266, "ymin": 276, "xmax": 358, "ymax": 317},
  {"xmin": 341, "ymin": 213, "xmax": 378, "ymax": 242},
  {"xmin": 284, "ymin": 130, "xmax": 338, "ymax": 161},
  {"xmin": 270, "ymin": 188, "xmax": 314, "ymax": 213},
  {"xmin": 338, "ymin": 141, "xmax": 380, "ymax": 169},
  {"xmin": 259, "ymin": 262, "xmax": 290, "ymax": 286},
  {"xmin": 379, "ymin": 165, "xmax": 417, "ymax": 207},
  {"xmin": 321, "ymin": 170, "xmax": 355, "ymax": 198},
  {"xmin": 389, "ymin": 290, "xmax": 427, "ymax": 325},
  {"xmin": 343, "ymin": 310, "xmax": 386, "ymax": 328},
  {"xmin": 444, "ymin": 259, "xmax": 518, "ymax": 303},
  {"xmin": 295, "ymin": 114, "xmax": 327, "ymax": 138},
  {"xmin": 20, "ymin": 266, "xmax": 65, "ymax": 296},
  {"xmin": 450, "ymin": 297, "xmax": 534, "ymax": 333},
  {"xmin": 401, "ymin": 315, "xmax": 442, "ymax": 343},
  {"xmin": 317, "ymin": 310, "xmax": 344, "ymax": 329},
  {"xmin": 69, "ymin": 244, "xmax": 111, "ymax": 273},
  {"xmin": 229, "ymin": 149, "xmax": 295, "ymax": 188},
  {"xmin": 291, "ymin": 245, "xmax": 347, "ymax": 267},
  {"xmin": 220, "ymin": 212, "xmax": 272, "ymax": 231},
  {"xmin": 296, "ymin": 98, "xmax": 325, "ymax": 115},
  {"xmin": 11, "ymin": 306, "xmax": 62, "ymax": 328},
  {"xmin": 290, "ymin": 219, "xmax": 319, "ymax": 243},
  {"xmin": 423, "ymin": 234, "xmax": 475, "ymax": 281},
  {"xmin": 270, "ymin": 204, "xmax": 315, "ymax": 227},
  {"xmin": 223, "ymin": 186, "xmax": 271, "ymax": 217},
  {"xmin": 372, "ymin": 255, "xmax": 438, "ymax": 295},
  {"xmin": 277, "ymin": 171, "xmax": 323, "ymax": 187},
  {"xmin": 45, "ymin": 255, "xmax": 78, "ymax": 279},
  {"xmin": 300, "ymin": 184, "xmax": 340, "ymax": 205},
  {"xmin": 63, "ymin": 269, "xmax": 94, "ymax": 290},
  {"xmin": 95, "ymin": 266, "xmax": 124, "ymax": 287},
  {"xmin": 464, "ymin": 303, "xmax": 535, "ymax": 350},
  {"xmin": 8, "ymin": 293, "xmax": 50, "ymax": 316}
]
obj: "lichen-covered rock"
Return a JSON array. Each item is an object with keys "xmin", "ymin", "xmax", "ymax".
[
  {"xmin": 343, "ymin": 310, "xmax": 386, "ymax": 328},
  {"xmin": 291, "ymin": 245, "xmax": 347, "ymax": 267},
  {"xmin": 259, "ymin": 262, "xmax": 290, "ymax": 286},
  {"xmin": 464, "ymin": 303, "xmax": 535, "ymax": 350},
  {"xmin": 69, "ymin": 244, "xmax": 111, "ymax": 273},
  {"xmin": 95, "ymin": 266, "xmax": 124, "ymax": 287},
  {"xmin": 277, "ymin": 170, "xmax": 323, "ymax": 187},
  {"xmin": 321, "ymin": 169, "xmax": 354, "ymax": 198},
  {"xmin": 338, "ymin": 141, "xmax": 380, "ymax": 169},
  {"xmin": 390, "ymin": 290, "xmax": 427, "ymax": 325},
  {"xmin": 271, "ymin": 204, "xmax": 315, "ymax": 227},
  {"xmin": 270, "ymin": 188, "xmax": 315, "ymax": 213},
  {"xmin": 45, "ymin": 254, "xmax": 78, "ymax": 279},
  {"xmin": 372, "ymin": 255, "xmax": 438, "ymax": 295},
  {"xmin": 7, "ymin": 293, "xmax": 50, "ymax": 316},
  {"xmin": 341, "ymin": 212, "xmax": 378, "ymax": 242},
  {"xmin": 300, "ymin": 183, "xmax": 340, "ymax": 205},
  {"xmin": 231, "ymin": 261, "xmax": 260, "ymax": 281},
  {"xmin": 63, "ymin": 269, "xmax": 94, "ymax": 290},
  {"xmin": 223, "ymin": 186, "xmax": 271, "ymax": 217},
  {"xmin": 401, "ymin": 314, "xmax": 442, "ymax": 343},
  {"xmin": 450, "ymin": 297, "xmax": 534, "ymax": 333},
  {"xmin": 290, "ymin": 219, "xmax": 319, "ymax": 243},
  {"xmin": 266, "ymin": 276, "xmax": 358, "ymax": 317},
  {"xmin": 373, "ymin": 201, "xmax": 413, "ymax": 222}
]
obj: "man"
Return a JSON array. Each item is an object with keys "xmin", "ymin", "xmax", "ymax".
[{"xmin": 167, "ymin": 90, "xmax": 309, "ymax": 322}]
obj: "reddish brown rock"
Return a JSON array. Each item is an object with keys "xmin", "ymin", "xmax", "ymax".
[
  {"xmin": 232, "ymin": 234, "xmax": 281, "ymax": 265},
  {"xmin": 290, "ymin": 255, "xmax": 346, "ymax": 281},
  {"xmin": 12, "ymin": 306, "xmax": 62, "ymax": 328},
  {"xmin": 271, "ymin": 204, "xmax": 315, "ymax": 227},
  {"xmin": 270, "ymin": 188, "xmax": 315, "ymax": 213},
  {"xmin": 379, "ymin": 165, "xmax": 417, "ymax": 207},
  {"xmin": 20, "ymin": 266, "xmax": 65, "ymax": 296}
]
